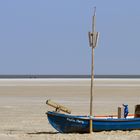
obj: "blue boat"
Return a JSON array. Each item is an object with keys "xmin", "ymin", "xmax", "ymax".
[{"xmin": 46, "ymin": 111, "xmax": 140, "ymax": 133}]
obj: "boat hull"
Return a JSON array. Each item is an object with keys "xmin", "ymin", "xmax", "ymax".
[{"xmin": 46, "ymin": 111, "xmax": 140, "ymax": 133}]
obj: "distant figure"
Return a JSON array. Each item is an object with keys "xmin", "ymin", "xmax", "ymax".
[{"xmin": 123, "ymin": 104, "xmax": 129, "ymax": 118}]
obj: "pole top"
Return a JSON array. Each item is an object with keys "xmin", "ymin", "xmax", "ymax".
[{"xmin": 93, "ymin": 7, "xmax": 96, "ymax": 16}]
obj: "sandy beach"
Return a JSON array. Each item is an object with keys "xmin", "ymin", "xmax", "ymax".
[{"xmin": 0, "ymin": 78, "xmax": 140, "ymax": 140}]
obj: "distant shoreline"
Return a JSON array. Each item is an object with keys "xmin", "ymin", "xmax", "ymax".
[{"xmin": 0, "ymin": 75, "xmax": 140, "ymax": 79}]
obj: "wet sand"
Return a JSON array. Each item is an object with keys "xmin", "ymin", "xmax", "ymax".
[{"xmin": 0, "ymin": 78, "xmax": 140, "ymax": 140}]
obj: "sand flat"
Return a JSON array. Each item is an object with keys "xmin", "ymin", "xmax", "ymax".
[{"xmin": 0, "ymin": 78, "xmax": 140, "ymax": 140}]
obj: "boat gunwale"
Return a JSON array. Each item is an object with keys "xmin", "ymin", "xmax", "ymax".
[{"xmin": 46, "ymin": 111, "xmax": 140, "ymax": 122}]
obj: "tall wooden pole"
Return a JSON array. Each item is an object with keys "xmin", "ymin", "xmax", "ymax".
[
  {"xmin": 89, "ymin": 7, "xmax": 99, "ymax": 133},
  {"xmin": 89, "ymin": 46, "xmax": 94, "ymax": 133}
]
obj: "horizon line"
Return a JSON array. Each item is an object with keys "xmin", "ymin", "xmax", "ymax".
[{"xmin": 0, "ymin": 74, "xmax": 140, "ymax": 78}]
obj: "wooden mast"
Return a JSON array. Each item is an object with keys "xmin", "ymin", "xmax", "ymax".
[{"xmin": 88, "ymin": 7, "xmax": 99, "ymax": 133}]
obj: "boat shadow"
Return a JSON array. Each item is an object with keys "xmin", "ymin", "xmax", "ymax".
[{"xmin": 27, "ymin": 131, "xmax": 59, "ymax": 135}]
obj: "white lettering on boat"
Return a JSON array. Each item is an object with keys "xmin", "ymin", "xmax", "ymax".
[{"xmin": 67, "ymin": 118, "xmax": 84, "ymax": 124}]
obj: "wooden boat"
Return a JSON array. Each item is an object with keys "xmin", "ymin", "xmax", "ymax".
[
  {"xmin": 46, "ymin": 111, "xmax": 140, "ymax": 133},
  {"xmin": 46, "ymin": 100, "xmax": 140, "ymax": 132}
]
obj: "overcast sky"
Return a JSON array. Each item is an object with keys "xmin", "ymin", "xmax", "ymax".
[{"xmin": 0, "ymin": 0, "xmax": 140, "ymax": 75}]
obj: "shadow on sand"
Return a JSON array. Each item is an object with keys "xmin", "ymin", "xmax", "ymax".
[{"xmin": 27, "ymin": 131, "xmax": 59, "ymax": 135}]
